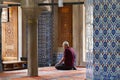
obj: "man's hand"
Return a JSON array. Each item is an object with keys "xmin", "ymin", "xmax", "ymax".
[
  {"xmin": 55, "ymin": 62, "xmax": 60, "ymax": 66},
  {"xmin": 58, "ymin": 57, "xmax": 64, "ymax": 64}
]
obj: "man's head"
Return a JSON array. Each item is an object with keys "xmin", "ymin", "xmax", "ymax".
[{"xmin": 62, "ymin": 41, "xmax": 69, "ymax": 49}]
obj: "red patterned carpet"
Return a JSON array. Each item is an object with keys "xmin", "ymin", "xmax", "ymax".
[{"xmin": 0, "ymin": 67, "xmax": 86, "ymax": 80}]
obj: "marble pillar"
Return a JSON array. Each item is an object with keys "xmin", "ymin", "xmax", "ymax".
[
  {"xmin": 52, "ymin": 4, "xmax": 58, "ymax": 65},
  {"xmin": 21, "ymin": 0, "xmax": 42, "ymax": 76},
  {"xmin": 73, "ymin": 3, "xmax": 81, "ymax": 66},
  {"xmin": 85, "ymin": 0, "xmax": 94, "ymax": 79},
  {"xmin": 22, "ymin": 8, "xmax": 38, "ymax": 76}
]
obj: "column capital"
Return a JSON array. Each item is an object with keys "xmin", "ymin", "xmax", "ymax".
[
  {"xmin": 22, "ymin": 7, "xmax": 42, "ymax": 22},
  {"xmin": 21, "ymin": 0, "xmax": 43, "ymax": 19},
  {"xmin": 21, "ymin": 0, "xmax": 51, "ymax": 17}
]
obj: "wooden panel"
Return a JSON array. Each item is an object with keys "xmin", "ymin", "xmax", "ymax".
[
  {"xmin": 2, "ymin": 61, "xmax": 27, "ymax": 71},
  {"xmin": 2, "ymin": 7, "xmax": 18, "ymax": 61},
  {"xmin": 58, "ymin": 5, "xmax": 72, "ymax": 47}
]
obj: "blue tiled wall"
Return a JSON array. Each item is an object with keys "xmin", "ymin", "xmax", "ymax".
[
  {"xmin": 38, "ymin": 11, "xmax": 54, "ymax": 67},
  {"xmin": 86, "ymin": 0, "xmax": 120, "ymax": 80}
]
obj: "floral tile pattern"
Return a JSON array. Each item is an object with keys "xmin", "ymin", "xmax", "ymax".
[
  {"xmin": 38, "ymin": 11, "xmax": 53, "ymax": 67},
  {"xmin": 86, "ymin": 0, "xmax": 120, "ymax": 80}
]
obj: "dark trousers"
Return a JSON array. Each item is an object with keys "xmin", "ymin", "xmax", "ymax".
[{"xmin": 55, "ymin": 64, "xmax": 76, "ymax": 70}]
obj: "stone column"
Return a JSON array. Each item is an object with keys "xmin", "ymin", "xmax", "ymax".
[
  {"xmin": 73, "ymin": 0, "xmax": 85, "ymax": 66},
  {"xmin": 0, "ymin": 1, "xmax": 3, "ymax": 72},
  {"xmin": 85, "ymin": 0, "xmax": 94, "ymax": 79},
  {"xmin": 21, "ymin": 0, "xmax": 41, "ymax": 76},
  {"xmin": 52, "ymin": 1, "xmax": 58, "ymax": 65},
  {"xmin": 22, "ymin": 12, "xmax": 27, "ymax": 57},
  {"xmin": 24, "ymin": 9, "xmax": 38, "ymax": 76},
  {"xmin": 73, "ymin": 4, "xmax": 80, "ymax": 66}
]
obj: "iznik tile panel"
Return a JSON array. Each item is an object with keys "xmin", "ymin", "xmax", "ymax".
[
  {"xmin": 38, "ymin": 11, "xmax": 53, "ymax": 67},
  {"xmin": 86, "ymin": 0, "xmax": 120, "ymax": 80}
]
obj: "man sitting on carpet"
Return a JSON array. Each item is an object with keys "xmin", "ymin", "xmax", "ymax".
[{"xmin": 55, "ymin": 41, "xmax": 76, "ymax": 70}]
